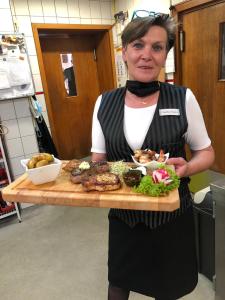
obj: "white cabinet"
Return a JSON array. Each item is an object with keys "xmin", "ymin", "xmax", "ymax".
[{"xmin": 0, "ymin": 135, "xmax": 21, "ymax": 222}]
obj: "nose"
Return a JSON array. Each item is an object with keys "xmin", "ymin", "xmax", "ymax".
[{"xmin": 141, "ymin": 46, "xmax": 153, "ymax": 60}]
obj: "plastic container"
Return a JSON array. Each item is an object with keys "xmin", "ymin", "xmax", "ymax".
[{"xmin": 21, "ymin": 156, "xmax": 62, "ymax": 185}]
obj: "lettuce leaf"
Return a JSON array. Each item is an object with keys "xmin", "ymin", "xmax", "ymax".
[{"xmin": 133, "ymin": 165, "xmax": 180, "ymax": 197}]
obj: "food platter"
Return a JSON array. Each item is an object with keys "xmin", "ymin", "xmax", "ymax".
[{"xmin": 2, "ymin": 161, "xmax": 180, "ymax": 212}]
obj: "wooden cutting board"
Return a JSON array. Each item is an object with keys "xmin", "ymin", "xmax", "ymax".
[{"xmin": 2, "ymin": 166, "xmax": 180, "ymax": 212}]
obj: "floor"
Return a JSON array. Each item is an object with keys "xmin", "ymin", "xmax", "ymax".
[{"xmin": 0, "ymin": 205, "xmax": 215, "ymax": 300}]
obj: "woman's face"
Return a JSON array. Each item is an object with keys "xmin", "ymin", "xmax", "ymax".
[{"xmin": 122, "ymin": 26, "xmax": 168, "ymax": 82}]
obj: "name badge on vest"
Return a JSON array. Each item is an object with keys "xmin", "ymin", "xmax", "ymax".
[{"xmin": 159, "ymin": 109, "xmax": 180, "ymax": 116}]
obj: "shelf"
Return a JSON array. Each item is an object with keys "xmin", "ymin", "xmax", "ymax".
[
  {"xmin": 0, "ymin": 134, "xmax": 22, "ymax": 222},
  {"xmin": 0, "ymin": 209, "xmax": 17, "ymax": 220}
]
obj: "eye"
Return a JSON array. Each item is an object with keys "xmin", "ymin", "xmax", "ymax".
[
  {"xmin": 152, "ymin": 44, "xmax": 165, "ymax": 52},
  {"xmin": 132, "ymin": 42, "xmax": 144, "ymax": 49}
]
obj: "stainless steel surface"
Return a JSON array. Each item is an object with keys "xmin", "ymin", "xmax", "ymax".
[{"xmin": 211, "ymin": 179, "xmax": 225, "ymax": 300}]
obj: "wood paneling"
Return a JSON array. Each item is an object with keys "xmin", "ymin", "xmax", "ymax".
[{"xmin": 173, "ymin": 0, "xmax": 225, "ymax": 173}]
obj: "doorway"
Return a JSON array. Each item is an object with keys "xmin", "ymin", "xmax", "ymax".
[
  {"xmin": 32, "ymin": 24, "xmax": 116, "ymax": 159},
  {"xmin": 172, "ymin": 0, "xmax": 225, "ymax": 174}
]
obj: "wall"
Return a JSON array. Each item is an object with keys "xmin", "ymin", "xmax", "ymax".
[{"xmin": 0, "ymin": 0, "xmax": 113, "ymax": 187}]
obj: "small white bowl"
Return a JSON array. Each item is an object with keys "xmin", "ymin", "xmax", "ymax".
[
  {"xmin": 21, "ymin": 156, "xmax": 62, "ymax": 185},
  {"xmin": 131, "ymin": 152, "xmax": 169, "ymax": 170}
]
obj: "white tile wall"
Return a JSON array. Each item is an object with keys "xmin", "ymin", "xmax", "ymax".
[
  {"xmin": 91, "ymin": 19, "xmax": 102, "ymax": 25},
  {"xmin": 3, "ymin": 119, "xmax": 20, "ymax": 140},
  {"xmin": 44, "ymin": 16, "xmax": 57, "ymax": 23},
  {"xmin": 28, "ymin": 0, "xmax": 43, "ymax": 16},
  {"xmin": 10, "ymin": 155, "xmax": 25, "ymax": 177},
  {"xmin": 32, "ymin": 74, "xmax": 43, "ymax": 92},
  {"xmin": 21, "ymin": 135, "xmax": 39, "ymax": 154},
  {"xmin": 57, "ymin": 17, "xmax": 70, "ymax": 24},
  {"xmin": 16, "ymin": 16, "xmax": 33, "ymax": 36},
  {"xmin": 13, "ymin": 0, "xmax": 29, "ymax": 15},
  {"xmin": 67, "ymin": 0, "xmax": 80, "ymax": 18},
  {"xmin": 172, "ymin": 0, "xmax": 184, "ymax": 4},
  {"xmin": 90, "ymin": 1, "xmax": 101, "ymax": 19},
  {"xmin": 69, "ymin": 18, "xmax": 81, "ymax": 24},
  {"xmin": 29, "ymin": 55, "xmax": 40, "ymax": 75},
  {"xmin": 55, "ymin": 0, "xmax": 68, "ymax": 18},
  {"xmin": 0, "ymin": 102, "xmax": 16, "ymax": 121},
  {"xmin": 79, "ymin": 0, "xmax": 91, "ymax": 19},
  {"xmin": 42, "ymin": 0, "xmax": 56, "ymax": 17},
  {"xmin": 6, "ymin": 138, "xmax": 24, "ymax": 158},
  {"xmin": 17, "ymin": 116, "xmax": 35, "ymax": 136},
  {"xmin": 0, "ymin": 8, "xmax": 14, "ymax": 32},
  {"xmin": 25, "ymin": 36, "xmax": 37, "ymax": 56},
  {"xmin": 81, "ymin": 18, "xmax": 92, "ymax": 24},
  {"xmin": 31, "ymin": 16, "xmax": 45, "ymax": 23},
  {"xmin": 0, "ymin": 0, "xmax": 10, "ymax": 9},
  {"xmin": 14, "ymin": 98, "xmax": 31, "ymax": 118},
  {"xmin": 100, "ymin": 1, "xmax": 112, "ymax": 19}
]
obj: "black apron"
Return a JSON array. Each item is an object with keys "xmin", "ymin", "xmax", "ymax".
[{"xmin": 98, "ymin": 83, "xmax": 198, "ymax": 298}]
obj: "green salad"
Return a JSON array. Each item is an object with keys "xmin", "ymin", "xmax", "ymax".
[{"xmin": 133, "ymin": 165, "xmax": 180, "ymax": 197}]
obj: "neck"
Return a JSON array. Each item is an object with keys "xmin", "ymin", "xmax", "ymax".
[{"xmin": 125, "ymin": 90, "xmax": 159, "ymax": 108}]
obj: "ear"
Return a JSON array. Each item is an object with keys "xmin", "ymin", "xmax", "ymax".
[{"xmin": 122, "ymin": 47, "xmax": 127, "ymax": 62}]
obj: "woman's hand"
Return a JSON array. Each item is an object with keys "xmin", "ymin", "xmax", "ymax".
[
  {"xmin": 166, "ymin": 146, "xmax": 215, "ymax": 178},
  {"xmin": 166, "ymin": 157, "xmax": 189, "ymax": 178}
]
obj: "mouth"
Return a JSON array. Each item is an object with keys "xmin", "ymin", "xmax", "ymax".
[{"xmin": 138, "ymin": 66, "xmax": 153, "ymax": 70}]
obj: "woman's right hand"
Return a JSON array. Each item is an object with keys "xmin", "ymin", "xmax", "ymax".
[{"xmin": 166, "ymin": 157, "xmax": 189, "ymax": 178}]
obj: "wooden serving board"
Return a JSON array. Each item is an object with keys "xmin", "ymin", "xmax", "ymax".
[{"xmin": 2, "ymin": 166, "xmax": 180, "ymax": 212}]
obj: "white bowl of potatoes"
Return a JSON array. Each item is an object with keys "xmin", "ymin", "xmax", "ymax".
[{"xmin": 21, "ymin": 153, "xmax": 62, "ymax": 185}]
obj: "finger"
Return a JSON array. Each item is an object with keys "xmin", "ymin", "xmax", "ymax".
[{"xmin": 166, "ymin": 157, "xmax": 180, "ymax": 165}]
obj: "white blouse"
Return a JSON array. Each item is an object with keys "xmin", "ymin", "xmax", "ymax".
[{"xmin": 91, "ymin": 88, "xmax": 211, "ymax": 153}]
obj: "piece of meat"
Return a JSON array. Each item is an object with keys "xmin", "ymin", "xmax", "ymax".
[
  {"xmin": 90, "ymin": 161, "xmax": 110, "ymax": 173},
  {"xmin": 82, "ymin": 172, "xmax": 121, "ymax": 191},
  {"xmin": 70, "ymin": 168, "xmax": 91, "ymax": 184},
  {"xmin": 63, "ymin": 159, "xmax": 80, "ymax": 172},
  {"xmin": 70, "ymin": 161, "xmax": 110, "ymax": 184}
]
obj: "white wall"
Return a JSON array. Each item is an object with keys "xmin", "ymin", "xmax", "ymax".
[
  {"xmin": 171, "ymin": 0, "xmax": 185, "ymax": 5},
  {"xmin": 0, "ymin": 0, "xmax": 113, "ymax": 182}
]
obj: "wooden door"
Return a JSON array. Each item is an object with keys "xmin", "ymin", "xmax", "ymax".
[
  {"xmin": 173, "ymin": 1, "xmax": 225, "ymax": 173},
  {"xmin": 40, "ymin": 34, "xmax": 100, "ymax": 159}
]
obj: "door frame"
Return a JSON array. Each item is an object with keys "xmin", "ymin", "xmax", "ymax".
[
  {"xmin": 32, "ymin": 23, "xmax": 117, "ymax": 152},
  {"xmin": 171, "ymin": 0, "xmax": 225, "ymax": 84}
]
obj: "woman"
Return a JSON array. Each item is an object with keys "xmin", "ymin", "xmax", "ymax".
[{"xmin": 91, "ymin": 15, "xmax": 215, "ymax": 300}]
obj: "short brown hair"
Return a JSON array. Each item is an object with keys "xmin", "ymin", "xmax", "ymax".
[{"xmin": 121, "ymin": 15, "xmax": 176, "ymax": 51}]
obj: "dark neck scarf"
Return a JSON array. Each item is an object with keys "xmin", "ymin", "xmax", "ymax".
[{"xmin": 126, "ymin": 80, "xmax": 160, "ymax": 97}]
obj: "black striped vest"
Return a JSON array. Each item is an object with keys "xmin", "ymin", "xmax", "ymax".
[{"xmin": 98, "ymin": 82, "xmax": 192, "ymax": 228}]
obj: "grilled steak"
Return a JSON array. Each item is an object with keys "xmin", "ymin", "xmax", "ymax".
[
  {"xmin": 63, "ymin": 159, "xmax": 80, "ymax": 172},
  {"xmin": 82, "ymin": 172, "xmax": 121, "ymax": 191},
  {"xmin": 70, "ymin": 168, "xmax": 91, "ymax": 184},
  {"xmin": 70, "ymin": 161, "xmax": 110, "ymax": 184},
  {"xmin": 90, "ymin": 161, "xmax": 110, "ymax": 173}
]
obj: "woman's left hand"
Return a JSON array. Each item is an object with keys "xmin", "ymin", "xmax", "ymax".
[{"xmin": 166, "ymin": 157, "xmax": 189, "ymax": 178}]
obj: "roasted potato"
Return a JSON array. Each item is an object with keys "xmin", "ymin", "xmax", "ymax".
[{"xmin": 27, "ymin": 153, "xmax": 54, "ymax": 169}]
